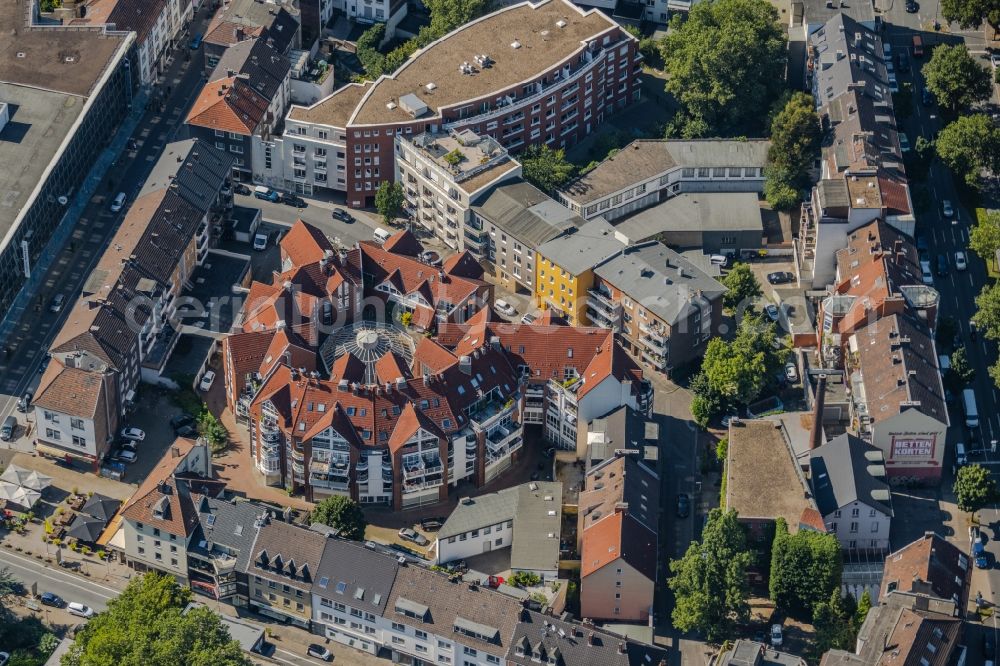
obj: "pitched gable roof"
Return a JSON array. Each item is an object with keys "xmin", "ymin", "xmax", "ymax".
[{"xmin": 186, "ymin": 76, "xmax": 270, "ymax": 135}]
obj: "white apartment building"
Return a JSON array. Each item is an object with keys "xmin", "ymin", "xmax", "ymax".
[{"xmin": 395, "ymin": 130, "xmax": 521, "ymax": 253}]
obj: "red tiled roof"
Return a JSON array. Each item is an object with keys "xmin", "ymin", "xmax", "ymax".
[
  {"xmin": 442, "ymin": 251, "xmax": 486, "ymax": 281},
  {"xmin": 280, "ymin": 220, "xmax": 336, "ymax": 268},
  {"xmin": 413, "ymin": 337, "xmax": 458, "ymax": 374},
  {"xmin": 881, "ymin": 533, "xmax": 968, "ymax": 603},
  {"xmin": 186, "ymin": 77, "xmax": 269, "ymax": 135},
  {"xmin": 382, "ymin": 229, "xmax": 423, "ymax": 256}
]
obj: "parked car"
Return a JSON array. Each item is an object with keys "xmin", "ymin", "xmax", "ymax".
[
  {"xmin": 170, "ymin": 413, "xmax": 195, "ymax": 431},
  {"xmin": 40, "ymin": 592, "xmax": 65, "ymax": 608},
  {"xmin": 899, "ymin": 132, "xmax": 910, "ymax": 152},
  {"xmin": 281, "ymin": 193, "xmax": 306, "ymax": 208},
  {"xmin": 398, "ymin": 528, "xmax": 429, "ymax": 547},
  {"xmin": 175, "ymin": 424, "xmax": 197, "ymax": 438},
  {"xmin": 955, "ymin": 251, "xmax": 968, "ymax": 271},
  {"xmin": 199, "ymin": 370, "xmax": 216, "ymax": 392},
  {"xmin": 494, "ymin": 299, "xmax": 517, "ymax": 317},
  {"xmin": 109, "ymin": 192, "xmax": 127, "ymax": 213},
  {"xmin": 234, "ymin": 183, "xmax": 252, "ymax": 196},
  {"xmin": 121, "ymin": 427, "xmax": 145, "ymax": 441},
  {"xmin": 332, "ymin": 208, "xmax": 354, "ymax": 223},
  {"xmin": 921, "ymin": 86, "xmax": 934, "ymax": 106},
  {"xmin": 771, "ymin": 624, "xmax": 784, "ymax": 647},
  {"xmin": 975, "ymin": 541, "xmax": 990, "ymax": 569},
  {"xmin": 765, "ymin": 303, "xmax": 780, "ymax": 322},
  {"xmin": 49, "ymin": 294, "xmax": 65, "ymax": 313},
  {"xmin": 37, "ymin": 353, "xmax": 50, "ymax": 374},
  {"xmin": 189, "ymin": 33, "xmax": 203, "ymax": 49},
  {"xmin": 971, "ymin": 320, "xmax": 979, "ymax": 342},
  {"xmin": 67, "ymin": 602, "xmax": 94, "ymax": 618},
  {"xmin": 721, "ymin": 414, "xmax": 740, "ymax": 428},
  {"xmin": 0, "ymin": 416, "xmax": 15, "ymax": 442},
  {"xmin": 16, "ymin": 391, "xmax": 32, "ymax": 413},
  {"xmin": 887, "ymin": 72, "xmax": 899, "ymax": 92},
  {"xmin": 253, "ymin": 232, "xmax": 269, "ymax": 251},
  {"xmin": 253, "ymin": 186, "xmax": 279, "ymax": 202},
  {"xmin": 942, "ymin": 199, "xmax": 954, "ymax": 220},
  {"xmin": 115, "ymin": 449, "xmax": 137, "ymax": 464},
  {"xmin": 920, "ymin": 260, "xmax": 933, "ymax": 285},
  {"xmin": 521, "ymin": 312, "xmax": 537, "ymax": 325},
  {"xmin": 905, "ymin": 0, "xmax": 918, "ymax": 12},
  {"xmin": 898, "ymin": 50, "xmax": 909, "ymax": 71},
  {"xmin": 785, "ymin": 361, "xmax": 799, "ymax": 383},
  {"xmin": 0, "ymin": 650, "xmax": 9, "ymax": 666},
  {"xmin": 767, "ymin": 271, "xmax": 795, "ymax": 285},
  {"xmin": 912, "ymin": 34, "xmax": 924, "ymax": 57},
  {"xmin": 306, "ymin": 644, "xmax": 332, "ymax": 661},
  {"xmin": 676, "ymin": 493, "xmax": 691, "ymax": 518}
]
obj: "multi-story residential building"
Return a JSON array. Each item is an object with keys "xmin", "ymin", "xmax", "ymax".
[
  {"xmin": 534, "ymin": 218, "xmax": 627, "ymax": 326},
  {"xmin": 242, "ymin": 518, "xmax": 328, "ymax": 628},
  {"xmin": 472, "ymin": 181, "xmax": 585, "ymax": 294},
  {"xmin": 203, "ymin": 0, "xmax": 300, "ymax": 74},
  {"xmin": 187, "ymin": 37, "xmax": 291, "ymax": 182},
  {"xmin": 556, "ymin": 139, "xmax": 768, "ymax": 222},
  {"xmin": 590, "ymin": 242, "xmax": 726, "ymax": 373},
  {"xmin": 74, "ymin": 0, "xmax": 190, "ymax": 86},
  {"xmin": 186, "ymin": 496, "xmax": 268, "ymax": 601},
  {"xmin": 40, "ymin": 141, "xmax": 233, "ymax": 469},
  {"xmin": 578, "ymin": 439, "xmax": 660, "ymax": 621},
  {"xmin": 507, "ymin": 611, "xmax": 668, "ymax": 666},
  {"xmin": 721, "ymin": 641, "xmax": 807, "ymax": 666},
  {"xmin": 880, "ymin": 532, "xmax": 970, "ymax": 613},
  {"xmin": 571, "ymin": 0, "xmax": 676, "ymax": 24},
  {"xmin": 275, "ymin": 0, "xmax": 641, "ymax": 207},
  {"xmin": 435, "ymin": 482, "xmax": 563, "ymax": 581},
  {"xmin": 809, "ymin": 433, "xmax": 893, "ymax": 552},
  {"xmin": 396, "ymin": 130, "xmax": 522, "ymax": 253},
  {"xmin": 0, "ymin": 5, "xmax": 136, "ymax": 327},
  {"xmin": 799, "ymin": 13, "xmax": 914, "ymax": 288},
  {"xmin": 332, "ymin": 0, "xmax": 407, "ymax": 32}
]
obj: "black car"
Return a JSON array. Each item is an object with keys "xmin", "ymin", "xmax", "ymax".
[
  {"xmin": 905, "ymin": 0, "xmax": 918, "ymax": 12},
  {"xmin": 916, "ymin": 234, "xmax": 929, "ymax": 255},
  {"xmin": 176, "ymin": 424, "xmax": 198, "ymax": 438},
  {"xmin": 281, "ymin": 194, "xmax": 306, "ymax": 208},
  {"xmin": 676, "ymin": 493, "xmax": 691, "ymax": 518},
  {"xmin": 935, "ymin": 253, "xmax": 949, "ymax": 276},
  {"xmin": 170, "ymin": 413, "xmax": 195, "ymax": 431},
  {"xmin": 921, "ymin": 86, "xmax": 934, "ymax": 106},
  {"xmin": 40, "ymin": 592, "xmax": 64, "ymax": 608},
  {"xmin": 37, "ymin": 352, "xmax": 50, "ymax": 374},
  {"xmin": 767, "ymin": 271, "xmax": 795, "ymax": 285},
  {"xmin": 898, "ymin": 50, "xmax": 909, "ymax": 71},
  {"xmin": 234, "ymin": 183, "xmax": 251, "ymax": 196},
  {"xmin": 332, "ymin": 209, "xmax": 354, "ymax": 223}
]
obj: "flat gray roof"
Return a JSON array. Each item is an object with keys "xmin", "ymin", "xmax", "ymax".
[
  {"xmin": 473, "ymin": 181, "xmax": 584, "ymax": 249},
  {"xmin": 614, "ymin": 192, "xmax": 763, "ymax": 244},
  {"xmin": 594, "ymin": 242, "xmax": 726, "ymax": 325},
  {"xmin": 536, "ymin": 217, "xmax": 624, "ymax": 276},
  {"xmin": 0, "ymin": 82, "xmax": 84, "ymax": 247}
]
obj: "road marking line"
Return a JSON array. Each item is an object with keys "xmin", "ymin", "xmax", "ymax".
[{"xmin": 0, "ymin": 549, "xmax": 120, "ymax": 597}]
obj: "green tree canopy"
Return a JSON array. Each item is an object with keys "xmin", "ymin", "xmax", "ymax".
[
  {"xmin": 768, "ymin": 92, "xmax": 822, "ymax": 187},
  {"xmin": 973, "ymin": 280, "xmax": 1000, "ymax": 340},
  {"xmin": 970, "ymin": 210, "xmax": 1000, "ymax": 266},
  {"xmin": 375, "ymin": 181, "xmax": 405, "ymax": 225},
  {"xmin": 520, "ymin": 145, "xmax": 575, "ymax": 193},
  {"xmin": 954, "ymin": 463, "xmax": 996, "ymax": 514},
  {"xmin": 425, "ymin": 0, "xmax": 489, "ymax": 34},
  {"xmin": 659, "ymin": 0, "xmax": 786, "ymax": 137},
  {"xmin": 940, "ymin": 0, "xmax": 1000, "ymax": 30},
  {"xmin": 669, "ymin": 509, "xmax": 753, "ymax": 640},
  {"xmin": 722, "ymin": 263, "xmax": 763, "ymax": 310},
  {"xmin": 311, "ymin": 495, "xmax": 368, "ymax": 540},
  {"xmin": 936, "ymin": 114, "xmax": 1000, "ymax": 189},
  {"xmin": 63, "ymin": 572, "xmax": 250, "ymax": 666},
  {"xmin": 952, "ymin": 347, "xmax": 976, "ymax": 384},
  {"xmin": 922, "ymin": 44, "xmax": 992, "ymax": 114},
  {"xmin": 855, "ymin": 590, "xmax": 872, "ymax": 629},
  {"xmin": 813, "ymin": 590, "xmax": 858, "ymax": 655},
  {"xmin": 768, "ymin": 518, "xmax": 843, "ymax": 619}
]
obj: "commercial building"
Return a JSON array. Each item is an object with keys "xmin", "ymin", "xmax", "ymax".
[
  {"xmin": 591, "ymin": 242, "xmax": 725, "ymax": 373},
  {"xmin": 809, "ymin": 433, "xmax": 893, "ymax": 552},
  {"xmin": 0, "ymin": 1, "xmax": 136, "ymax": 324},
  {"xmin": 396, "ymin": 129, "xmax": 522, "ymax": 253},
  {"xmin": 556, "ymin": 139, "xmax": 768, "ymax": 222},
  {"xmin": 799, "ymin": 13, "xmax": 914, "ymax": 288},
  {"xmin": 277, "ymin": 0, "xmax": 640, "ymax": 207},
  {"xmin": 472, "ymin": 181, "xmax": 585, "ymax": 293},
  {"xmin": 73, "ymin": 0, "xmax": 190, "ymax": 86},
  {"xmin": 39, "ymin": 140, "xmax": 234, "ymax": 469},
  {"xmin": 434, "ymin": 482, "xmax": 563, "ymax": 581}
]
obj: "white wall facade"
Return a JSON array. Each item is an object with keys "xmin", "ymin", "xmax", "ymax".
[
  {"xmin": 37, "ymin": 409, "xmax": 99, "ymax": 459},
  {"xmin": 821, "ymin": 499, "xmax": 892, "ymax": 551},
  {"xmin": 435, "ymin": 517, "xmax": 514, "ymax": 564}
]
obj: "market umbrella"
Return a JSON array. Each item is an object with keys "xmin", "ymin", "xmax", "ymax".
[
  {"xmin": 66, "ymin": 514, "xmax": 105, "ymax": 543},
  {"xmin": 0, "ymin": 480, "xmax": 41, "ymax": 509},
  {"xmin": 0, "ymin": 465, "xmax": 52, "ymax": 492},
  {"xmin": 81, "ymin": 494, "xmax": 121, "ymax": 522}
]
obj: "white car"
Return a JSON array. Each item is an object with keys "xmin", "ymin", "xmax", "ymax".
[
  {"xmin": 116, "ymin": 449, "xmax": 137, "ymax": 464},
  {"xmin": 520, "ymin": 312, "xmax": 537, "ymax": 325},
  {"xmin": 253, "ymin": 232, "xmax": 269, "ymax": 251},
  {"xmin": 770, "ymin": 624, "xmax": 783, "ymax": 647},
  {"xmin": 199, "ymin": 370, "xmax": 216, "ymax": 392},
  {"xmin": 67, "ymin": 602, "xmax": 94, "ymax": 618},
  {"xmin": 494, "ymin": 299, "xmax": 517, "ymax": 317},
  {"xmin": 920, "ymin": 260, "xmax": 933, "ymax": 285},
  {"xmin": 942, "ymin": 199, "xmax": 954, "ymax": 219},
  {"xmin": 899, "ymin": 132, "xmax": 910, "ymax": 152},
  {"xmin": 887, "ymin": 73, "xmax": 899, "ymax": 92},
  {"xmin": 955, "ymin": 251, "xmax": 968, "ymax": 271},
  {"xmin": 109, "ymin": 192, "xmax": 127, "ymax": 213},
  {"xmin": 121, "ymin": 427, "xmax": 145, "ymax": 441},
  {"xmin": 785, "ymin": 361, "xmax": 799, "ymax": 383}
]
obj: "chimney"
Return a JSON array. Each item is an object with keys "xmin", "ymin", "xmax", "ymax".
[
  {"xmin": 810, "ymin": 374, "xmax": 827, "ymax": 449},
  {"xmin": 587, "ymin": 632, "xmax": 595, "ymax": 646},
  {"xmin": 617, "ymin": 642, "xmax": 626, "ymax": 655}
]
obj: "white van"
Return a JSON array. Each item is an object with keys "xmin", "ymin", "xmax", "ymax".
[
  {"xmin": 956, "ymin": 442, "xmax": 968, "ymax": 466},
  {"xmin": 963, "ymin": 388, "xmax": 979, "ymax": 429},
  {"xmin": 373, "ymin": 227, "xmax": 392, "ymax": 244},
  {"xmin": 253, "ymin": 232, "xmax": 269, "ymax": 251},
  {"xmin": 938, "ymin": 354, "xmax": 951, "ymax": 376}
]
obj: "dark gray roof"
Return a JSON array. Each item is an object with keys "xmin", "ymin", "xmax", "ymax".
[
  {"xmin": 594, "ymin": 242, "xmax": 727, "ymax": 325},
  {"xmin": 138, "ymin": 139, "xmax": 234, "ymax": 212},
  {"xmin": 80, "ymin": 494, "xmax": 121, "ymax": 522},
  {"xmin": 212, "ymin": 37, "xmax": 290, "ymax": 102},
  {"xmin": 615, "ymin": 192, "xmax": 763, "ymax": 245},
  {"xmin": 536, "ymin": 218, "xmax": 624, "ymax": 276},
  {"xmin": 720, "ymin": 640, "xmax": 806, "ymax": 666},
  {"xmin": 312, "ymin": 538, "xmax": 399, "ymax": 615},
  {"xmin": 586, "ymin": 405, "xmax": 659, "ymax": 466},
  {"xmin": 810, "ymin": 433, "xmax": 893, "ymax": 517},
  {"xmin": 473, "ymin": 182, "xmax": 584, "ymax": 249},
  {"xmin": 811, "ymin": 14, "xmax": 888, "ymax": 109},
  {"xmin": 506, "ymin": 610, "xmax": 667, "ymax": 666},
  {"xmin": 67, "ymin": 514, "xmax": 105, "ymax": 542},
  {"xmin": 190, "ymin": 497, "xmax": 269, "ymax": 571},
  {"xmin": 803, "ymin": 0, "xmax": 876, "ymax": 29}
]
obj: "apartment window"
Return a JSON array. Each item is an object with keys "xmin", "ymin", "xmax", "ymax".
[
  {"xmin": 416, "ymin": 645, "xmax": 428, "ymax": 654},
  {"xmin": 849, "ymin": 540, "xmax": 857, "ymax": 549},
  {"xmin": 415, "ymin": 630, "xmax": 428, "ymax": 640},
  {"xmin": 849, "ymin": 522, "xmax": 859, "ymax": 533},
  {"xmin": 871, "ymin": 522, "xmax": 879, "ymax": 532},
  {"xmin": 834, "ymin": 510, "xmax": 841, "ymax": 518},
  {"xmin": 137, "ymin": 546, "xmax": 145, "ymax": 554},
  {"xmin": 214, "ymin": 129, "xmax": 225, "ymax": 137},
  {"xmin": 229, "ymin": 145, "xmax": 243, "ymax": 155},
  {"xmin": 154, "ymin": 553, "xmax": 162, "ymax": 561},
  {"xmin": 171, "ymin": 558, "xmax": 178, "ymax": 567},
  {"xmin": 71, "ymin": 436, "xmax": 86, "ymax": 447},
  {"xmin": 438, "ymin": 657, "xmax": 452, "ymax": 664},
  {"xmin": 438, "ymin": 640, "xmax": 451, "ymax": 649},
  {"xmin": 869, "ymin": 509, "xmax": 877, "ymax": 517},
  {"xmin": 486, "ymin": 656, "xmax": 501, "ymax": 664},
  {"xmin": 43, "ymin": 411, "xmax": 59, "ymax": 423},
  {"xmin": 70, "ymin": 418, "xmax": 85, "ymax": 430},
  {"xmin": 392, "ymin": 636, "xmax": 405, "ymax": 645},
  {"xmin": 463, "ymin": 647, "xmax": 477, "ymax": 657},
  {"xmin": 392, "ymin": 622, "xmax": 405, "ymax": 632},
  {"xmin": 851, "ymin": 508, "xmax": 860, "ymax": 517}
]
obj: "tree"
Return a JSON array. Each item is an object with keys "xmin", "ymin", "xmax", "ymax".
[
  {"xmin": 659, "ymin": 0, "xmax": 786, "ymax": 137},
  {"xmin": 954, "ymin": 463, "xmax": 996, "ymax": 514},
  {"xmin": 952, "ymin": 347, "xmax": 976, "ymax": 384},
  {"xmin": 763, "ymin": 165, "xmax": 801, "ymax": 210},
  {"xmin": 922, "ymin": 44, "xmax": 992, "ymax": 114},
  {"xmin": 936, "ymin": 114, "xmax": 1000, "ymax": 188},
  {"xmin": 768, "ymin": 519, "xmax": 843, "ymax": 619},
  {"xmin": 197, "ymin": 410, "xmax": 229, "ymax": 454},
  {"xmin": 940, "ymin": 0, "xmax": 1000, "ymax": 31},
  {"xmin": 855, "ymin": 590, "xmax": 872, "ymax": 629},
  {"xmin": 63, "ymin": 572, "xmax": 250, "ymax": 666},
  {"xmin": 0, "ymin": 567, "xmax": 20, "ymax": 607},
  {"xmin": 971, "ymin": 210, "xmax": 1000, "ymax": 267},
  {"xmin": 311, "ymin": 495, "xmax": 367, "ymax": 540},
  {"xmin": 374, "ymin": 181, "xmax": 405, "ymax": 224},
  {"xmin": 813, "ymin": 590, "xmax": 858, "ymax": 654},
  {"xmin": 722, "ymin": 263, "xmax": 763, "ymax": 310},
  {"xmin": 425, "ymin": 0, "xmax": 489, "ymax": 34},
  {"xmin": 695, "ymin": 315, "xmax": 787, "ymax": 409},
  {"xmin": 974, "ymin": 280, "xmax": 1000, "ymax": 340},
  {"xmin": 520, "ymin": 145, "xmax": 574, "ymax": 193},
  {"xmin": 768, "ymin": 92, "xmax": 822, "ymax": 187},
  {"xmin": 508, "ymin": 571, "xmax": 542, "ymax": 588},
  {"xmin": 669, "ymin": 509, "xmax": 753, "ymax": 640}
]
